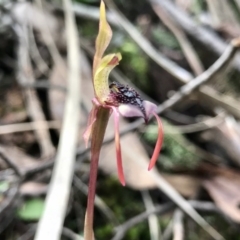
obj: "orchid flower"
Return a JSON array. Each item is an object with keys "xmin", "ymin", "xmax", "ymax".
[{"xmin": 83, "ymin": 1, "xmax": 163, "ymax": 239}]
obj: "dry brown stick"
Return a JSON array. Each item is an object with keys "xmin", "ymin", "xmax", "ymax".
[
  {"xmin": 151, "ymin": 4, "xmax": 204, "ymax": 76},
  {"xmin": 34, "ymin": 0, "xmax": 81, "ymax": 239},
  {"xmin": 16, "ymin": 24, "xmax": 55, "ymax": 158}
]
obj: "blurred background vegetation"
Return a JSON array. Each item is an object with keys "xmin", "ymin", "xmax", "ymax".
[{"xmin": 1, "ymin": 0, "xmax": 240, "ymax": 239}]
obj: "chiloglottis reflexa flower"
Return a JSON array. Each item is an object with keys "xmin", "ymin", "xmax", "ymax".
[{"xmin": 83, "ymin": 0, "xmax": 163, "ymax": 186}]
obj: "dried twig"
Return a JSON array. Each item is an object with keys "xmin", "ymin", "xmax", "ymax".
[
  {"xmin": 162, "ymin": 219, "xmax": 173, "ymax": 240},
  {"xmin": 0, "ymin": 181, "xmax": 20, "ymax": 234},
  {"xmin": 34, "ymin": 0, "xmax": 81, "ymax": 239},
  {"xmin": 0, "ymin": 147, "xmax": 23, "ymax": 177},
  {"xmin": 15, "ymin": 25, "xmax": 55, "ymax": 158},
  {"xmin": 173, "ymin": 209, "xmax": 184, "ymax": 240},
  {"xmin": 151, "ymin": 3, "xmax": 204, "ymax": 75},
  {"xmin": 149, "ymin": 0, "xmax": 240, "ymax": 71},
  {"xmin": 28, "ymin": 23, "xmax": 50, "ymax": 75},
  {"xmin": 150, "ymin": 112, "xmax": 225, "ymax": 135},
  {"xmin": 142, "ymin": 190, "xmax": 162, "ymax": 240},
  {"xmin": 0, "ymin": 121, "xmax": 61, "ymax": 135},
  {"xmin": 62, "ymin": 227, "xmax": 84, "ymax": 240},
  {"xmin": 17, "ymin": 225, "xmax": 84, "ymax": 240}
]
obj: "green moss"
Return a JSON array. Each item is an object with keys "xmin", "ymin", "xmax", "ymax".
[{"xmin": 152, "ymin": 26, "xmax": 180, "ymax": 49}]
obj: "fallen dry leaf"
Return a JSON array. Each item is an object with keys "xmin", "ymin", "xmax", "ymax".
[
  {"xmin": 203, "ymin": 172, "xmax": 240, "ymax": 222},
  {"xmin": 161, "ymin": 173, "xmax": 201, "ymax": 198}
]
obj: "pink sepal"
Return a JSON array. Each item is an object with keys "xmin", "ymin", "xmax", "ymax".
[{"xmin": 148, "ymin": 112, "xmax": 164, "ymax": 170}]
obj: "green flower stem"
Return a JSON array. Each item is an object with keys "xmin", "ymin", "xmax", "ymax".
[{"xmin": 84, "ymin": 107, "xmax": 110, "ymax": 240}]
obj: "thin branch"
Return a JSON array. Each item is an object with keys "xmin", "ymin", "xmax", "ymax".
[
  {"xmin": 17, "ymin": 225, "xmax": 84, "ymax": 240},
  {"xmin": 162, "ymin": 219, "xmax": 173, "ymax": 240},
  {"xmin": 0, "ymin": 181, "xmax": 20, "ymax": 234},
  {"xmin": 173, "ymin": 209, "xmax": 184, "ymax": 240},
  {"xmin": 28, "ymin": 23, "xmax": 50, "ymax": 75},
  {"xmin": 0, "ymin": 147, "xmax": 23, "ymax": 177},
  {"xmin": 105, "ymin": 0, "xmax": 192, "ymax": 83},
  {"xmin": 21, "ymin": 81, "xmax": 67, "ymax": 92},
  {"xmin": 149, "ymin": 0, "xmax": 240, "ymax": 71},
  {"xmin": 34, "ymin": 0, "xmax": 81, "ymax": 239},
  {"xmin": 15, "ymin": 24, "xmax": 55, "ymax": 158},
  {"xmin": 142, "ymin": 190, "xmax": 162, "ymax": 240},
  {"xmin": 62, "ymin": 227, "xmax": 84, "ymax": 240},
  {"xmin": 148, "ymin": 112, "xmax": 225, "ymax": 135},
  {"xmin": 151, "ymin": 3, "xmax": 204, "ymax": 75},
  {"xmin": 0, "ymin": 121, "xmax": 61, "ymax": 135}
]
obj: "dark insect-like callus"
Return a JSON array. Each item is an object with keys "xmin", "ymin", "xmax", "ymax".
[{"xmin": 109, "ymin": 82, "xmax": 147, "ymax": 121}]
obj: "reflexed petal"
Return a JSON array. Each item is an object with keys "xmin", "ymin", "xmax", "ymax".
[
  {"xmin": 148, "ymin": 112, "xmax": 164, "ymax": 170},
  {"xmin": 118, "ymin": 104, "xmax": 144, "ymax": 118},
  {"xmin": 93, "ymin": 0, "xmax": 112, "ymax": 76},
  {"xmin": 111, "ymin": 106, "xmax": 125, "ymax": 186},
  {"xmin": 94, "ymin": 53, "xmax": 122, "ymax": 103},
  {"xmin": 83, "ymin": 106, "xmax": 98, "ymax": 148}
]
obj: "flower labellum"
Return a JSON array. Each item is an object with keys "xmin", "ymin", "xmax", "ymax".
[{"xmin": 109, "ymin": 82, "xmax": 164, "ymax": 172}]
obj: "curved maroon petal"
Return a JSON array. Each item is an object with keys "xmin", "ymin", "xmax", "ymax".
[
  {"xmin": 148, "ymin": 112, "xmax": 164, "ymax": 170},
  {"xmin": 111, "ymin": 106, "xmax": 125, "ymax": 186}
]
